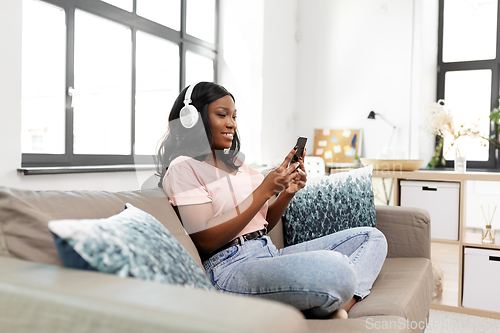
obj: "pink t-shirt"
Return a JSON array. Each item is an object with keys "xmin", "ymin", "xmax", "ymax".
[{"xmin": 163, "ymin": 155, "xmax": 268, "ymax": 239}]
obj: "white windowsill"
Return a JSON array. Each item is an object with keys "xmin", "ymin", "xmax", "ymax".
[{"xmin": 17, "ymin": 164, "xmax": 156, "ymax": 175}]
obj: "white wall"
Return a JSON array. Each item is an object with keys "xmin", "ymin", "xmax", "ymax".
[
  {"xmin": 228, "ymin": 0, "xmax": 439, "ymax": 167},
  {"xmin": 218, "ymin": 0, "xmax": 265, "ymax": 165},
  {"xmin": 293, "ymin": 0, "xmax": 438, "ymax": 162},
  {"xmin": 0, "ymin": 0, "xmax": 22, "ymax": 188},
  {"xmin": 414, "ymin": 0, "xmax": 439, "ymax": 161},
  {"xmin": 218, "ymin": 0, "xmax": 299, "ymax": 168},
  {"xmin": 261, "ymin": 0, "xmax": 299, "ymax": 166},
  {"xmin": 0, "ymin": 0, "xmax": 151, "ymax": 191}
]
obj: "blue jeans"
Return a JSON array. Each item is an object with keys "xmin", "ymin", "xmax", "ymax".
[{"xmin": 202, "ymin": 227, "xmax": 388, "ymax": 317}]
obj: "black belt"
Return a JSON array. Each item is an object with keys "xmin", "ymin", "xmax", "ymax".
[{"xmin": 207, "ymin": 228, "xmax": 267, "ymax": 258}]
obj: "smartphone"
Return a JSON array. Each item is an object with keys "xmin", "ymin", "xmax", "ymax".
[{"xmin": 290, "ymin": 136, "xmax": 307, "ymax": 166}]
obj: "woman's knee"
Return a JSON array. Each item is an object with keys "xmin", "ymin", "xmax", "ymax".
[
  {"xmin": 308, "ymin": 251, "xmax": 356, "ymax": 303},
  {"xmin": 256, "ymin": 251, "xmax": 356, "ymax": 317}
]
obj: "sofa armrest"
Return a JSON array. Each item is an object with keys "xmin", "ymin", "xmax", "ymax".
[
  {"xmin": 0, "ymin": 257, "xmax": 307, "ymax": 333},
  {"xmin": 375, "ymin": 205, "xmax": 431, "ymax": 259}
]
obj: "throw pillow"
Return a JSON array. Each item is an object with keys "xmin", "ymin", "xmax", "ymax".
[
  {"xmin": 48, "ymin": 203, "xmax": 214, "ymax": 291},
  {"xmin": 282, "ymin": 165, "xmax": 376, "ymax": 247}
]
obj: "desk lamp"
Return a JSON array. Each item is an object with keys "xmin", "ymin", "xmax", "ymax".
[{"xmin": 368, "ymin": 111, "xmax": 397, "ymax": 158}]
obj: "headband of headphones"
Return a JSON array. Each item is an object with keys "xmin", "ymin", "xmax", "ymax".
[
  {"xmin": 180, "ymin": 82, "xmax": 201, "ymax": 129},
  {"xmin": 183, "ymin": 82, "xmax": 199, "ymax": 106}
]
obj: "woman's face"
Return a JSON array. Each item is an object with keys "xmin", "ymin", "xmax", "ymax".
[{"xmin": 207, "ymin": 95, "xmax": 237, "ymax": 150}]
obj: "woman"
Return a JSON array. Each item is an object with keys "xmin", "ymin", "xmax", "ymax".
[{"xmin": 156, "ymin": 82, "xmax": 387, "ymax": 318}]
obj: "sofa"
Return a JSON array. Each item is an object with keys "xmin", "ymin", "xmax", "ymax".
[{"xmin": 0, "ymin": 186, "xmax": 433, "ymax": 333}]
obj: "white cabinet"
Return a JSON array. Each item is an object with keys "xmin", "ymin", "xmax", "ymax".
[
  {"xmin": 400, "ymin": 180, "xmax": 460, "ymax": 241},
  {"xmin": 463, "ymin": 248, "xmax": 500, "ymax": 312},
  {"xmin": 372, "ymin": 170, "xmax": 500, "ymax": 318}
]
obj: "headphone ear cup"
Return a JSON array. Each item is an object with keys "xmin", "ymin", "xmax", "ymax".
[{"xmin": 179, "ymin": 105, "xmax": 199, "ymax": 128}]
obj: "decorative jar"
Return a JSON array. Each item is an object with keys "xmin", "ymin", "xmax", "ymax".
[{"xmin": 482, "ymin": 225, "xmax": 495, "ymax": 244}]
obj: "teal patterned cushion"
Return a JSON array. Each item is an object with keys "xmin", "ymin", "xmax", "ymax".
[
  {"xmin": 48, "ymin": 203, "xmax": 214, "ymax": 291},
  {"xmin": 282, "ymin": 165, "xmax": 376, "ymax": 247}
]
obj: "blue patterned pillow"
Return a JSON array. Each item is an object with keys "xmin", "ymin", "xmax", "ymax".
[
  {"xmin": 282, "ymin": 165, "xmax": 376, "ymax": 247},
  {"xmin": 48, "ymin": 203, "xmax": 214, "ymax": 291}
]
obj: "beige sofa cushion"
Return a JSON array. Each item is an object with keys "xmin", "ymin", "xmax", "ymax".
[
  {"xmin": 0, "ymin": 187, "xmax": 202, "ymax": 268},
  {"xmin": 349, "ymin": 258, "xmax": 433, "ymax": 330},
  {"xmin": 375, "ymin": 206, "xmax": 431, "ymax": 259},
  {"xmin": 305, "ymin": 258, "xmax": 432, "ymax": 333},
  {"xmin": 0, "ymin": 256, "xmax": 307, "ymax": 333}
]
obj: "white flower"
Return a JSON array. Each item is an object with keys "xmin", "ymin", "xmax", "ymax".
[
  {"xmin": 423, "ymin": 100, "xmax": 484, "ymax": 143},
  {"xmin": 423, "ymin": 100, "xmax": 455, "ymax": 138}
]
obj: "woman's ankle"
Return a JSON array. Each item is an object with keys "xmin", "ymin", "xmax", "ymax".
[{"xmin": 342, "ymin": 297, "xmax": 357, "ymax": 313}]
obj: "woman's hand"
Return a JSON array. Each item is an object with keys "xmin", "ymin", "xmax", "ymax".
[
  {"xmin": 265, "ymin": 148, "xmax": 307, "ymax": 230},
  {"xmin": 286, "ymin": 148, "xmax": 307, "ymax": 194},
  {"xmin": 258, "ymin": 148, "xmax": 302, "ymax": 198}
]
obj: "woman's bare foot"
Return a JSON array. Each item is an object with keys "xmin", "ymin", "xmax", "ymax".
[
  {"xmin": 331, "ymin": 297, "xmax": 357, "ymax": 319},
  {"xmin": 333, "ymin": 309, "xmax": 348, "ymax": 319}
]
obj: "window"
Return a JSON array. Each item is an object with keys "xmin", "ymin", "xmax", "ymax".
[
  {"xmin": 21, "ymin": 0, "xmax": 218, "ymax": 168},
  {"xmin": 437, "ymin": 0, "xmax": 499, "ymax": 169}
]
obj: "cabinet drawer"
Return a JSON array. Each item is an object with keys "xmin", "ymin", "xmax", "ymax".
[
  {"xmin": 400, "ymin": 180, "xmax": 460, "ymax": 241},
  {"xmin": 463, "ymin": 247, "xmax": 500, "ymax": 312}
]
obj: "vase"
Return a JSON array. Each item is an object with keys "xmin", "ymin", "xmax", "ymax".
[
  {"xmin": 482, "ymin": 225, "xmax": 495, "ymax": 244},
  {"xmin": 454, "ymin": 140, "xmax": 467, "ymax": 173}
]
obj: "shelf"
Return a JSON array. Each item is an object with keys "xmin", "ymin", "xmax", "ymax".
[
  {"xmin": 373, "ymin": 170, "xmax": 500, "ymax": 182},
  {"xmin": 431, "ymin": 239, "xmax": 460, "ymax": 245},
  {"xmin": 430, "ymin": 303, "xmax": 500, "ymax": 320},
  {"xmin": 463, "ymin": 231, "xmax": 500, "ymax": 250},
  {"xmin": 376, "ymin": 169, "xmax": 500, "ymax": 318}
]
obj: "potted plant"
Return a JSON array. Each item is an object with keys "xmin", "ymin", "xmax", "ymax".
[
  {"xmin": 485, "ymin": 99, "xmax": 500, "ymax": 150},
  {"xmin": 424, "ymin": 100, "xmax": 485, "ymax": 169}
]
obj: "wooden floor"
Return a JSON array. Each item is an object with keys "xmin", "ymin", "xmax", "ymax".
[{"xmin": 430, "ymin": 242, "xmax": 459, "ymax": 307}]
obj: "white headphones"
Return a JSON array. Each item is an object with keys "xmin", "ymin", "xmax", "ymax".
[{"xmin": 179, "ymin": 82, "xmax": 200, "ymax": 129}]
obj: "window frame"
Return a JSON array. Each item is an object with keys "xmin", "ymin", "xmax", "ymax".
[
  {"xmin": 437, "ymin": 0, "xmax": 500, "ymax": 170},
  {"xmin": 21, "ymin": 0, "xmax": 219, "ymax": 168}
]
